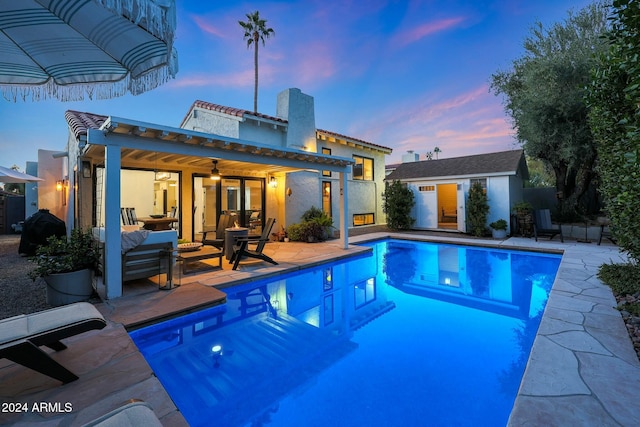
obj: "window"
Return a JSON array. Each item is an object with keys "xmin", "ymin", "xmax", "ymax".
[
  {"xmin": 322, "ymin": 181, "xmax": 332, "ymax": 217},
  {"xmin": 322, "ymin": 147, "xmax": 331, "ymax": 177},
  {"xmin": 353, "ymin": 213, "xmax": 374, "ymax": 226},
  {"xmin": 419, "ymin": 185, "xmax": 435, "ymax": 192},
  {"xmin": 354, "ymin": 277, "xmax": 376, "ymax": 308},
  {"xmin": 353, "ymin": 155, "xmax": 373, "ymax": 181}
]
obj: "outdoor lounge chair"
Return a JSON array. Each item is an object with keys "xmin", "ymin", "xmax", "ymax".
[
  {"xmin": 533, "ymin": 209, "xmax": 564, "ymax": 242},
  {"xmin": 202, "ymin": 214, "xmax": 232, "ymax": 253},
  {"xmin": 82, "ymin": 400, "xmax": 162, "ymax": 427},
  {"xmin": 0, "ymin": 302, "xmax": 107, "ymax": 383},
  {"xmin": 229, "ymin": 217, "xmax": 278, "ymax": 270}
]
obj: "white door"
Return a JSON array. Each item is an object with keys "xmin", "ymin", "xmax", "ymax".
[
  {"xmin": 457, "ymin": 182, "xmax": 466, "ymax": 232},
  {"xmin": 414, "ymin": 184, "xmax": 437, "ymax": 229}
]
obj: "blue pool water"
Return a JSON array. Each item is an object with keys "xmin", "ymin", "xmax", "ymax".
[{"xmin": 130, "ymin": 239, "xmax": 561, "ymax": 427}]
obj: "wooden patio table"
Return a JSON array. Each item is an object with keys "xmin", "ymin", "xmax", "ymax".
[{"xmin": 176, "ymin": 246, "xmax": 223, "ymax": 274}]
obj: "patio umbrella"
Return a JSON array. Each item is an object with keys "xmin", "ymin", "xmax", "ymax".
[
  {"xmin": 0, "ymin": 0, "xmax": 178, "ymax": 102},
  {"xmin": 0, "ymin": 165, "xmax": 43, "ymax": 183}
]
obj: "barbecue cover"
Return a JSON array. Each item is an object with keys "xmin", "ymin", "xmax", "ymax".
[{"xmin": 18, "ymin": 209, "xmax": 66, "ymax": 255}]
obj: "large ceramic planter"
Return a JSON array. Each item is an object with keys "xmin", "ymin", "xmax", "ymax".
[
  {"xmin": 44, "ymin": 268, "xmax": 94, "ymax": 306},
  {"xmin": 491, "ymin": 229, "xmax": 507, "ymax": 239}
]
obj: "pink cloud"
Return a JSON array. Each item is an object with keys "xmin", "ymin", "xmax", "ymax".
[
  {"xmin": 393, "ymin": 17, "xmax": 466, "ymax": 48},
  {"xmin": 191, "ymin": 15, "xmax": 228, "ymax": 38},
  {"xmin": 346, "ymin": 85, "xmax": 517, "ymax": 163}
]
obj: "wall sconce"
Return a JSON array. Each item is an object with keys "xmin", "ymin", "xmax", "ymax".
[
  {"xmin": 286, "ymin": 187, "xmax": 292, "ymax": 198},
  {"xmin": 81, "ymin": 160, "xmax": 91, "ymax": 178},
  {"xmin": 56, "ymin": 180, "xmax": 64, "ymax": 191},
  {"xmin": 269, "ymin": 176, "xmax": 278, "ymax": 188}
]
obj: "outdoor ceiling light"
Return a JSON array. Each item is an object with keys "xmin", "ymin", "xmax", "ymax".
[
  {"xmin": 210, "ymin": 160, "xmax": 221, "ymax": 181},
  {"xmin": 155, "ymin": 171, "xmax": 171, "ymax": 181},
  {"xmin": 269, "ymin": 176, "xmax": 277, "ymax": 188}
]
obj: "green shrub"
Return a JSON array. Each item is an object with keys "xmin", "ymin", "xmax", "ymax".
[
  {"xmin": 489, "ymin": 219, "xmax": 508, "ymax": 230},
  {"xmin": 301, "ymin": 206, "xmax": 324, "ymax": 222},
  {"xmin": 286, "ymin": 223, "xmax": 304, "ymax": 241},
  {"xmin": 466, "ymin": 182, "xmax": 489, "ymax": 237},
  {"xmin": 382, "ymin": 180, "xmax": 415, "ymax": 230},
  {"xmin": 597, "ymin": 262, "xmax": 640, "ymax": 296},
  {"xmin": 29, "ymin": 228, "xmax": 100, "ymax": 280}
]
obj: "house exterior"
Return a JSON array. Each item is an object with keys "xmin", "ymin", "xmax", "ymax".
[
  {"xmin": 180, "ymin": 88, "xmax": 391, "ymax": 231},
  {"xmin": 49, "ymin": 88, "xmax": 391, "ymax": 298},
  {"xmin": 385, "ymin": 150, "xmax": 528, "ymax": 233}
]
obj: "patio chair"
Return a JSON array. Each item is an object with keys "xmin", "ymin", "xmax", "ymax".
[
  {"xmin": 202, "ymin": 214, "xmax": 231, "ymax": 253},
  {"xmin": 533, "ymin": 209, "xmax": 563, "ymax": 243},
  {"xmin": 0, "ymin": 302, "xmax": 107, "ymax": 384},
  {"xmin": 229, "ymin": 217, "xmax": 278, "ymax": 270}
]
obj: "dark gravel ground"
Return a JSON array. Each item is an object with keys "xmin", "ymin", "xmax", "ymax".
[{"xmin": 0, "ymin": 234, "xmax": 50, "ymax": 319}]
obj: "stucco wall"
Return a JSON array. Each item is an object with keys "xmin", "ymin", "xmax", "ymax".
[
  {"xmin": 486, "ymin": 176, "xmax": 512, "ymax": 229},
  {"xmin": 37, "ymin": 149, "xmax": 66, "ymax": 227},
  {"xmin": 284, "ymin": 171, "xmax": 319, "ymax": 227},
  {"xmin": 239, "ymin": 120, "xmax": 286, "ymax": 147},
  {"xmin": 184, "ymin": 109, "xmax": 241, "ymax": 138}
]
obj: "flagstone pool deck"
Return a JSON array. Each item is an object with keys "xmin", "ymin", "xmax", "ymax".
[{"xmin": 1, "ymin": 232, "xmax": 638, "ymax": 426}]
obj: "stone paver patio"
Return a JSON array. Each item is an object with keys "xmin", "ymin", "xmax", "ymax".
[{"xmin": 1, "ymin": 232, "xmax": 638, "ymax": 426}]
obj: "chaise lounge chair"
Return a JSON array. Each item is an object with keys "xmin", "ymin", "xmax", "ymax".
[
  {"xmin": 229, "ymin": 218, "xmax": 278, "ymax": 270},
  {"xmin": 533, "ymin": 209, "xmax": 564, "ymax": 243},
  {"xmin": 82, "ymin": 400, "xmax": 162, "ymax": 427},
  {"xmin": 0, "ymin": 302, "xmax": 107, "ymax": 383}
]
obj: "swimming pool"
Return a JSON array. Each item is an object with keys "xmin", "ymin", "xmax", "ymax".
[{"xmin": 130, "ymin": 239, "xmax": 561, "ymax": 426}]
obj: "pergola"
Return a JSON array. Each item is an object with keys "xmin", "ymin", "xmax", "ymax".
[{"xmin": 82, "ymin": 116, "xmax": 354, "ymax": 298}]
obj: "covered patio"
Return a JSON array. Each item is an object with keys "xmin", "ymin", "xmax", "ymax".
[{"xmin": 65, "ymin": 112, "xmax": 354, "ymax": 299}]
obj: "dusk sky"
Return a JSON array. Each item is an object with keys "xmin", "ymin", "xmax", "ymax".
[{"xmin": 1, "ymin": 0, "xmax": 595, "ymax": 172}]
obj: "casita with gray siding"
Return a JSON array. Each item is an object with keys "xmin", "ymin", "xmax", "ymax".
[{"xmin": 385, "ymin": 150, "xmax": 528, "ymax": 233}]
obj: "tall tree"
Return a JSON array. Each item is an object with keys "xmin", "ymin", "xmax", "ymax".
[
  {"xmin": 588, "ymin": 0, "xmax": 640, "ymax": 261},
  {"xmin": 433, "ymin": 146, "xmax": 441, "ymax": 160},
  {"xmin": 239, "ymin": 11, "xmax": 275, "ymax": 113},
  {"xmin": 491, "ymin": 3, "xmax": 609, "ymax": 217}
]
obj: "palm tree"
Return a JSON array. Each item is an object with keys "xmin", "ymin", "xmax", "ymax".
[
  {"xmin": 433, "ymin": 146, "xmax": 441, "ymax": 159},
  {"xmin": 239, "ymin": 11, "xmax": 275, "ymax": 113}
]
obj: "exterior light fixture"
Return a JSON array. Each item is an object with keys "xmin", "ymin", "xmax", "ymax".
[
  {"xmin": 210, "ymin": 160, "xmax": 221, "ymax": 181},
  {"xmin": 269, "ymin": 176, "xmax": 277, "ymax": 188},
  {"xmin": 154, "ymin": 171, "xmax": 171, "ymax": 181},
  {"xmin": 286, "ymin": 187, "xmax": 292, "ymax": 197},
  {"xmin": 56, "ymin": 180, "xmax": 64, "ymax": 191}
]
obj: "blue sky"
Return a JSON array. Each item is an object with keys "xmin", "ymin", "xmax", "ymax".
[{"xmin": 0, "ymin": 0, "xmax": 595, "ymax": 171}]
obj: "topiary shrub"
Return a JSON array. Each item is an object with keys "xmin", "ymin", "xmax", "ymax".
[
  {"xmin": 466, "ymin": 182, "xmax": 489, "ymax": 237},
  {"xmin": 382, "ymin": 180, "xmax": 415, "ymax": 230}
]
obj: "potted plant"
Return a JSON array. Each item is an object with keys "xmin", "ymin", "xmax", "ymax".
[
  {"xmin": 489, "ymin": 219, "xmax": 508, "ymax": 239},
  {"xmin": 30, "ymin": 228, "xmax": 100, "ymax": 306}
]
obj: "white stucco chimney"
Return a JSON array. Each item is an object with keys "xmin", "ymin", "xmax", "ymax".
[
  {"xmin": 276, "ymin": 88, "xmax": 317, "ymax": 152},
  {"xmin": 402, "ymin": 150, "xmax": 419, "ymax": 163}
]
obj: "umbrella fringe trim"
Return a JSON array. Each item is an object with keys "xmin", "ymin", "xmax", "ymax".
[
  {"xmin": 96, "ymin": 0, "xmax": 176, "ymax": 46},
  {"xmin": 1, "ymin": 63, "xmax": 176, "ymax": 102}
]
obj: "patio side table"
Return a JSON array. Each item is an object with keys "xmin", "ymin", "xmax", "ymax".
[{"xmin": 225, "ymin": 227, "xmax": 248, "ymax": 260}]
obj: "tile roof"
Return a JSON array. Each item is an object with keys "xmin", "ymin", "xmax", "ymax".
[
  {"xmin": 65, "ymin": 110, "xmax": 107, "ymax": 140},
  {"xmin": 385, "ymin": 149, "xmax": 527, "ymax": 181},
  {"xmin": 316, "ymin": 129, "xmax": 392, "ymax": 153},
  {"xmin": 184, "ymin": 100, "xmax": 288, "ymax": 124}
]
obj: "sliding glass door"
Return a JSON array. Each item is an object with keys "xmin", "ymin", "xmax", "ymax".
[{"xmin": 193, "ymin": 175, "xmax": 265, "ymax": 241}]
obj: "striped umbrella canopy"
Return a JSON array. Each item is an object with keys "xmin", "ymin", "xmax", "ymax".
[
  {"xmin": 0, "ymin": 0, "xmax": 178, "ymax": 102},
  {"xmin": 0, "ymin": 165, "xmax": 43, "ymax": 183}
]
